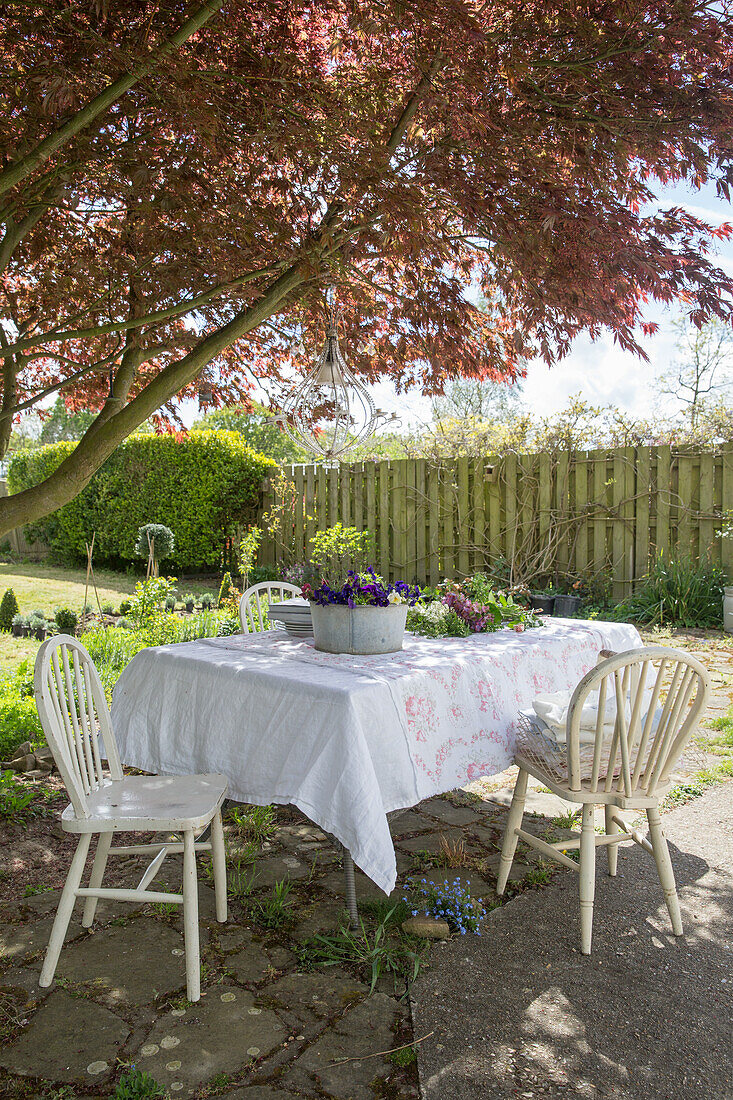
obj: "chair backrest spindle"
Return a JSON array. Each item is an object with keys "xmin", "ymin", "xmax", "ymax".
[
  {"xmin": 34, "ymin": 635, "xmax": 123, "ymax": 818},
  {"xmin": 239, "ymin": 582, "xmax": 302, "ymax": 634},
  {"xmin": 565, "ymin": 646, "xmax": 709, "ymax": 799}
]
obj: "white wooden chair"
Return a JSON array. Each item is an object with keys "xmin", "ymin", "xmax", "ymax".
[
  {"xmin": 239, "ymin": 581, "xmax": 301, "ymax": 634},
  {"xmin": 33, "ymin": 634, "xmax": 229, "ymax": 1002},
  {"xmin": 497, "ymin": 646, "xmax": 710, "ymax": 954}
]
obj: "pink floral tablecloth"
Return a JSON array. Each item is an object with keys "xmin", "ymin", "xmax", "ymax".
[{"xmin": 111, "ymin": 617, "xmax": 641, "ymax": 892}]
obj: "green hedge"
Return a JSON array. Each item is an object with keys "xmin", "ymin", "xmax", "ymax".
[{"xmin": 8, "ymin": 431, "xmax": 275, "ymax": 571}]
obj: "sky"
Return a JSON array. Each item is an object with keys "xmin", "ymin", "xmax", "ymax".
[{"xmin": 367, "ymin": 178, "xmax": 733, "ymax": 431}]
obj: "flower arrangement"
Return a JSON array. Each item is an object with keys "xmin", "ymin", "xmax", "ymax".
[
  {"xmin": 407, "ymin": 574, "xmax": 542, "ymax": 638},
  {"xmin": 302, "ymin": 569, "xmax": 421, "ymax": 609},
  {"xmin": 406, "ymin": 876, "xmax": 486, "ymax": 935}
]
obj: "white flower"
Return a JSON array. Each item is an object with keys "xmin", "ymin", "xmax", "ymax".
[{"xmin": 387, "ymin": 591, "xmax": 405, "ymax": 604}]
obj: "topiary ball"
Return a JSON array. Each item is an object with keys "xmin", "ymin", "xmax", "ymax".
[{"xmin": 135, "ymin": 523, "xmax": 175, "ymax": 562}]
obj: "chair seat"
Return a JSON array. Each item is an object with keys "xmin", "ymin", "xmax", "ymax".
[{"xmin": 61, "ymin": 773, "xmax": 228, "ymax": 833}]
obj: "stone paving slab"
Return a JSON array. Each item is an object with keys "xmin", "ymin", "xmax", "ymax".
[
  {"xmin": 0, "ymin": 989, "xmax": 129, "ymax": 1083},
  {"xmin": 134, "ymin": 984, "xmax": 284, "ymax": 1095},
  {"xmin": 55, "ymin": 917, "xmax": 186, "ymax": 1006},
  {"xmin": 284, "ymin": 992, "xmax": 409, "ymax": 1100}
]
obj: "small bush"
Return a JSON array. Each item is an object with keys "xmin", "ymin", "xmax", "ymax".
[
  {"xmin": 54, "ymin": 608, "xmax": 78, "ymax": 634},
  {"xmin": 0, "ymin": 589, "xmax": 19, "ymax": 631},
  {"xmin": 101, "ymin": 601, "xmax": 115, "ymax": 615},
  {"xmin": 119, "ymin": 598, "xmax": 132, "ymax": 615},
  {"xmin": 164, "ymin": 595, "xmax": 177, "ymax": 611},
  {"xmin": 200, "ymin": 591, "xmax": 215, "ymax": 609},
  {"xmin": 618, "ymin": 553, "xmax": 725, "ymax": 629},
  {"xmin": 308, "ymin": 523, "xmax": 375, "ymax": 585},
  {"xmin": 111, "ymin": 1068, "xmax": 165, "ymax": 1100}
]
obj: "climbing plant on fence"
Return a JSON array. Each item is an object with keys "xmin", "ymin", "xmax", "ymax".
[
  {"xmin": 257, "ymin": 446, "xmax": 733, "ymax": 595},
  {"xmin": 8, "ymin": 432, "xmax": 275, "ymax": 571}
]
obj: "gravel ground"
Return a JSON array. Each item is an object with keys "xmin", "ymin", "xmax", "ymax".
[{"xmin": 412, "ymin": 782, "xmax": 733, "ymax": 1100}]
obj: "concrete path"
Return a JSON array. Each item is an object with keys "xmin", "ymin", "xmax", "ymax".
[{"xmin": 412, "ymin": 782, "xmax": 733, "ymax": 1100}]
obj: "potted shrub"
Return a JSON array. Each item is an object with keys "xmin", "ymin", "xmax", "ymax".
[
  {"xmin": 29, "ymin": 613, "xmax": 46, "ymax": 640},
  {"xmin": 183, "ymin": 593, "xmax": 196, "ymax": 613},
  {"xmin": 54, "ymin": 607, "xmax": 79, "ymax": 636},
  {"xmin": 11, "ymin": 612, "xmax": 26, "ymax": 637},
  {"xmin": 164, "ymin": 594, "xmax": 177, "ymax": 611},
  {"xmin": 303, "ymin": 569, "xmax": 421, "ymax": 655},
  {"xmin": 200, "ymin": 592, "xmax": 215, "ymax": 610}
]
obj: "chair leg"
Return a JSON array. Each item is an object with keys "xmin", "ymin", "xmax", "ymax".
[
  {"xmin": 497, "ymin": 768, "xmax": 528, "ymax": 895},
  {"xmin": 40, "ymin": 834, "xmax": 91, "ymax": 988},
  {"xmin": 604, "ymin": 805, "xmax": 619, "ymax": 877},
  {"xmin": 210, "ymin": 810, "xmax": 227, "ymax": 924},
  {"xmin": 647, "ymin": 804, "xmax": 683, "ymax": 936},
  {"xmin": 579, "ymin": 804, "xmax": 596, "ymax": 955},
  {"xmin": 82, "ymin": 832, "xmax": 112, "ymax": 927},
  {"xmin": 182, "ymin": 829, "xmax": 201, "ymax": 1002}
]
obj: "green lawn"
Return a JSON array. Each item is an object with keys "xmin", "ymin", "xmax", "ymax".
[{"xmin": 0, "ymin": 561, "xmax": 135, "ymax": 615}]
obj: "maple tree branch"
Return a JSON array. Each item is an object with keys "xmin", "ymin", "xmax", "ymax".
[
  {"xmin": 0, "ymin": 0, "xmax": 225, "ymax": 202},
  {"xmin": 0, "ymin": 345, "xmax": 124, "ymax": 424},
  {"xmin": 0, "ymin": 265, "xmax": 282, "ymax": 361},
  {"xmin": 0, "ymin": 259, "xmax": 308, "ymax": 533}
]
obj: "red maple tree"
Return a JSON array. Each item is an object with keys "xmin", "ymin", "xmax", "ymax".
[{"xmin": 1, "ymin": 0, "xmax": 732, "ymax": 534}]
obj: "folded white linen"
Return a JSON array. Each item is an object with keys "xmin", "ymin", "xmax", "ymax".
[{"xmin": 533, "ymin": 686, "xmax": 653, "ymax": 743}]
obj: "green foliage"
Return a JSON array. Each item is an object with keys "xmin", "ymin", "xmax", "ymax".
[
  {"xmin": 134, "ymin": 523, "xmax": 175, "ymax": 564},
  {"xmin": 128, "ymin": 576, "xmax": 177, "ymax": 628},
  {"xmin": 111, "ymin": 1068, "xmax": 166, "ymax": 1100},
  {"xmin": 308, "ymin": 523, "xmax": 375, "ymax": 585},
  {"xmin": 239, "ymin": 525, "xmax": 262, "ymax": 588},
  {"xmin": 0, "ymin": 661, "xmax": 43, "ymax": 759},
  {"xmin": 406, "ymin": 601, "xmax": 471, "ymax": 637},
  {"xmin": 54, "ymin": 607, "xmax": 78, "ymax": 634},
  {"xmin": 296, "ymin": 909, "xmax": 424, "ymax": 994},
  {"xmin": 195, "ymin": 401, "xmax": 307, "ymax": 461},
  {"xmin": 200, "ymin": 591, "xmax": 215, "ymax": 609},
  {"xmin": 390, "ymin": 1045, "xmax": 417, "ymax": 1067},
  {"xmin": 0, "ymin": 589, "xmax": 19, "ymax": 631},
  {"xmin": 0, "ymin": 770, "xmax": 36, "ymax": 816},
  {"xmin": 226, "ymin": 803, "xmax": 276, "ymax": 843},
  {"xmin": 249, "ymin": 879, "xmax": 294, "ymax": 929},
  {"xmin": 618, "ymin": 554, "xmax": 725, "ymax": 628},
  {"xmin": 217, "ymin": 572, "xmax": 240, "ymax": 614},
  {"xmin": 8, "ymin": 431, "xmax": 275, "ymax": 571}
]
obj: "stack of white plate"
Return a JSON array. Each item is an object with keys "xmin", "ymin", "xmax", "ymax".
[{"xmin": 268, "ymin": 598, "xmax": 313, "ymax": 637}]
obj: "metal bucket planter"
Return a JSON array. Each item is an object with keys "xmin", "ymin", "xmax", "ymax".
[
  {"xmin": 311, "ymin": 603, "xmax": 408, "ymax": 655},
  {"xmin": 724, "ymin": 587, "xmax": 733, "ymax": 634},
  {"xmin": 553, "ymin": 594, "xmax": 582, "ymax": 617}
]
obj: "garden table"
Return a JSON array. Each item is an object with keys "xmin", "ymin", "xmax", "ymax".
[{"xmin": 111, "ymin": 618, "xmax": 641, "ymax": 917}]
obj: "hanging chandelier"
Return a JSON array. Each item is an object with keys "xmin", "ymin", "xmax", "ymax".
[{"xmin": 273, "ymin": 289, "xmax": 398, "ymax": 461}]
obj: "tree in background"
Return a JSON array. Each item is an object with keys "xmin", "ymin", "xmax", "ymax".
[
  {"xmin": 194, "ymin": 403, "xmax": 306, "ymax": 463},
  {"xmin": 38, "ymin": 397, "xmax": 96, "ymax": 445},
  {"xmin": 432, "ymin": 377, "xmax": 524, "ymax": 424},
  {"xmin": 658, "ymin": 319, "xmax": 733, "ymax": 429},
  {"xmin": 2, "ymin": 0, "xmax": 733, "ymax": 535}
]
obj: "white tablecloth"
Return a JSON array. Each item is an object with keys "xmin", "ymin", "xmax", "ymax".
[{"xmin": 111, "ymin": 618, "xmax": 641, "ymax": 892}]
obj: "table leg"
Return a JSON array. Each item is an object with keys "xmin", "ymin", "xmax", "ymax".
[{"xmin": 342, "ymin": 847, "xmax": 359, "ymax": 929}]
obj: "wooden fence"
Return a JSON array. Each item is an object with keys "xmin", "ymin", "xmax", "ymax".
[{"xmin": 257, "ymin": 446, "xmax": 733, "ymax": 596}]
